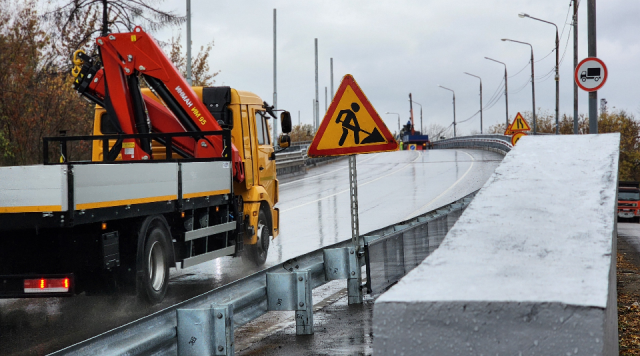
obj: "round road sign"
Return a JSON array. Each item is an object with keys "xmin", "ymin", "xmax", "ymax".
[
  {"xmin": 511, "ymin": 132, "xmax": 526, "ymax": 146},
  {"xmin": 574, "ymin": 57, "xmax": 608, "ymax": 92}
]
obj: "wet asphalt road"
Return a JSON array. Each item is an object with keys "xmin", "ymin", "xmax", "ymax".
[{"xmin": 0, "ymin": 149, "xmax": 503, "ymax": 355}]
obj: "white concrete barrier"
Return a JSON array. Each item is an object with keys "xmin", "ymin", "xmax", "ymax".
[{"xmin": 374, "ymin": 134, "xmax": 620, "ymax": 356}]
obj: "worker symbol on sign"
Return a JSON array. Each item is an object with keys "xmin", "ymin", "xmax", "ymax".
[{"xmin": 335, "ymin": 102, "xmax": 385, "ymax": 146}]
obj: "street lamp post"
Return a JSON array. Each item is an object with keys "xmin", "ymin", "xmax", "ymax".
[
  {"xmin": 501, "ymin": 38, "xmax": 536, "ymax": 134},
  {"xmin": 463, "ymin": 72, "xmax": 483, "ymax": 134},
  {"xmin": 410, "ymin": 100, "xmax": 423, "ymax": 134},
  {"xmin": 385, "ymin": 112, "xmax": 401, "ymax": 138},
  {"xmin": 438, "ymin": 85, "xmax": 456, "ymax": 137},
  {"xmin": 519, "ymin": 13, "xmax": 559, "ymax": 135},
  {"xmin": 485, "ymin": 57, "xmax": 509, "ymax": 130}
]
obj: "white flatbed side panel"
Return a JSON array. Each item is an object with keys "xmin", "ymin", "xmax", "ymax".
[
  {"xmin": 0, "ymin": 165, "xmax": 68, "ymax": 212},
  {"xmin": 73, "ymin": 163, "xmax": 178, "ymax": 210},
  {"xmin": 181, "ymin": 161, "xmax": 231, "ymax": 199}
]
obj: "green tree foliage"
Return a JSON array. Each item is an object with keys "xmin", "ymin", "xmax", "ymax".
[{"xmin": 0, "ymin": 0, "xmax": 93, "ymax": 165}]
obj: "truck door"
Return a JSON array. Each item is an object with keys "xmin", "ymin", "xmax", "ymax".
[
  {"xmin": 241, "ymin": 105, "xmax": 254, "ymax": 189},
  {"xmin": 253, "ymin": 109, "xmax": 276, "ymax": 201}
]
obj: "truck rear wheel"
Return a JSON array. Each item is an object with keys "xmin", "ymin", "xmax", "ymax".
[
  {"xmin": 243, "ymin": 207, "xmax": 270, "ymax": 266},
  {"xmin": 137, "ymin": 217, "xmax": 171, "ymax": 304}
]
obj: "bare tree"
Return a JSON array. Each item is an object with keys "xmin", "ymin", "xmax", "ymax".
[
  {"xmin": 168, "ymin": 34, "xmax": 219, "ymax": 86},
  {"xmin": 424, "ymin": 123, "xmax": 451, "ymax": 141},
  {"xmin": 46, "ymin": 0, "xmax": 185, "ymax": 38}
]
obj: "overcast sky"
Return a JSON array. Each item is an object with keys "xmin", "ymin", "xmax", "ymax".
[{"xmin": 151, "ymin": 0, "xmax": 635, "ymax": 136}]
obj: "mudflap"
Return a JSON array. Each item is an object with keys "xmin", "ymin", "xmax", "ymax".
[{"xmin": 272, "ymin": 207, "xmax": 280, "ymax": 238}]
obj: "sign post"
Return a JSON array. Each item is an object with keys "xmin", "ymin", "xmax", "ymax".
[{"xmin": 308, "ymin": 74, "xmax": 398, "ymax": 304}]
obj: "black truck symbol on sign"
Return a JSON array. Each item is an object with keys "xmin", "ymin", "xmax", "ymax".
[{"xmin": 581, "ymin": 68, "xmax": 601, "ymax": 82}]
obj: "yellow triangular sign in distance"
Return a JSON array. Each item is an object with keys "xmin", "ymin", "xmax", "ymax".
[
  {"xmin": 307, "ymin": 75, "xmax": 398, "ymax": 157},
  {"xmin": 510, "ymin": 112, "xmax": 531, "ymax": 132},
  {"xmin": 505, "ymin": 122, "xmax": 515, "ymax": 135}
]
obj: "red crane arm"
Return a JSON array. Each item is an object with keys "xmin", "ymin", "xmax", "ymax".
[{"xmin": 82, "ymin": 27, "xmax": 244, "ymax": 181}]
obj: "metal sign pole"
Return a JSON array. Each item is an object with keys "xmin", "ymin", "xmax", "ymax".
[{"xmin": 348, "ymin": 154, "xmax": 363, "ymax": 304}]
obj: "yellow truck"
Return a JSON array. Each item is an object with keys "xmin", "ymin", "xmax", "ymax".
[{"xmin": 0, "ymin": 27, "xmax": 291, "ymax": 304}]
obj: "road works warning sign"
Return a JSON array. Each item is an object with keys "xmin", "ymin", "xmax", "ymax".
[{"xmin": 307, "ymin": 75, "xmax": 398, "ymax": 158}]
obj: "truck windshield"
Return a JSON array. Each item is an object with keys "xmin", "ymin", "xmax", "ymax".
[{"xmin": 619, "ymin": 191, "xmax": 640, "ymax": 201}]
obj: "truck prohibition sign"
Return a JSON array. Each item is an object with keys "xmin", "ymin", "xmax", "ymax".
[{"xmin": 575, "ymin": 57, "xmax": 608, "ymax": 92}]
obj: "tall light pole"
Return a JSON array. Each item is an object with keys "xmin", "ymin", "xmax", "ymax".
[
  {"xmin": 273, "ymin": 9, "xmax": 278, "ymax": 147},
  {"xmin": 588, "ymin": 0, "xmax": 597, "ymax": 134},
  {"xmin": 438, "ymin": 85, "xmax": 456, "ymax": 138},
  {"xmin": 385, "ymin": 112, "xmax": 401, "ymax": 138},
  {"xmin": 572, "ymin": 0, "xmax": 579, "ymax": 134},
  {"xmin": 186, "ymin": 0, "xmax": 192, "ymax": 85},
  {"xmin": 519, "ymin": 13, "xmax": 559, "ymax": 135},
  {"xmin": 463, "ymin": 72, "xmax": 483, "ymax": 134},
  {"xmin": 314, "ymin": 38, "xmax": 319, "ymax": 130},
  {"xmin": 411, "ymin": 100, "xmax": 423, "ymax": 134},
  {"xmin": 330, "ymin": 58, "xmax": 334, "ymax": 100},
  {"xmin": 485, "ymin": 57, "xmax": 509, "ymax": 130},
  {"xmin": 501, "ymin": 39, "xmax": 536, "ymax": 134}
]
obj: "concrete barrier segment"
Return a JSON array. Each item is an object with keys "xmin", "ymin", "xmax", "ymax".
[{"xmin": 373, "ymin": 134, "xmax": 620, "ymax": 356}]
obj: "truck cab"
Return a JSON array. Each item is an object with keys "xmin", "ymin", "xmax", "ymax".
[{"xmin": 618, "ymin": 181, "xmax": 640, "ymax": 222}]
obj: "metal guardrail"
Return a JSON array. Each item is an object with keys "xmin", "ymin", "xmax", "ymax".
[
  {"xmin": 275, "ymin": 142, "xmax": 345, "ymax": 177},
  {"xmin": 275, "ymin": 150, "xmax": 306, "ymax": 176},
  {"xmin": 50, "ymin": 192, "xmax": 477, "ymax": 356},
  {"xmin": 364, "ymin": 199, "xmax": 470, "ymax": 295},
  {"xmin": 432, "ymin": 134, "xmax": 512, "ymax": 155}
]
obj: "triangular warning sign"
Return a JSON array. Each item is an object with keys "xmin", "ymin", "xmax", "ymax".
[
  {"xmin": 307, "ymin": 75, "xmax": 398, "ymax": 158},
  {"xmin": 504, "ymin": 122, "xmax": 514, "ymax": 135},
  {"xmin": 510, "ymin": 112, "xmax": 531, "ymax": 132}
]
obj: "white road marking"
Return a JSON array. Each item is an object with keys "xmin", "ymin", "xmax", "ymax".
[
  {"xmin": 403, "ymin": 150, "xmax": 475, "ymax": 219},
  {"xmin": 279, "ymin": 154, "xmax": 377, "ymax": 187},
  {"xmin": 281, "ymin": 151, "xmax": 422, "ymax": 212}
]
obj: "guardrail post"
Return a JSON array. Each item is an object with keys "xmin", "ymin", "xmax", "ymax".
[
  {"xmin": 348, "ymin": 247, "xmax": 363, "ymax": 304},
  {"xmin": 323, "ymin": 247, "xmax": 363, "ymax": 304},
  {"xmin": 213, "ymin": 304, "xmax": 234, "ymax": 356},
  {"xmin": 177, "ymin": 304, "xmax": 234, "ymax": 356},
  {"xmin": 266, "ymin": 269, "xmax": 314, "ymax": 335}
]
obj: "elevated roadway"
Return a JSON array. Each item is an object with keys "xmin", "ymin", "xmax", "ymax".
[{"xmin": 0, "ymin": 148, "xmax": 503, "ymax": 355}]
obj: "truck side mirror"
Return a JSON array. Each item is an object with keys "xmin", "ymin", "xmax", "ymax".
[
  {"xmin": 280, "ymin": 111, "xmax": 292, "ymax": 134},
  {"xmin": 279, "ymin": 135, "xmax": 291, "ymax": 148}
]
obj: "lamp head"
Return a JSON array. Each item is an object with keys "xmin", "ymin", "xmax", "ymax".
[
  {"xmin": 385, "ymin": 112, "xmax": 390, "ymax": 114},
  {"xmin": 501, "ymin": 38, "xmax": 508, "ymax": 41},
  {"xmin": 518, "ymin": 13, "xmax": 529, "ymax": 18}
]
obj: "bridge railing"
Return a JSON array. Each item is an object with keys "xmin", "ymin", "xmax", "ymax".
[{"xmin": 431, "ymin": 134, "xmax": 513, "ymax": 155}]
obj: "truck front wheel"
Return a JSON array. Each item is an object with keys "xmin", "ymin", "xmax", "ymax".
[
  {"xmin": 137, "ymin": 216, "xmax": 171, "ymax": 304},
  {"xmin": 243, "ymin": 207, "xmax": 270, "ymax": 266}
]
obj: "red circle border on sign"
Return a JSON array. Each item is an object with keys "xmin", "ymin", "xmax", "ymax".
[{"xmin": 574, "ymin": 57, "xmax": 608, "ymax": 92}]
